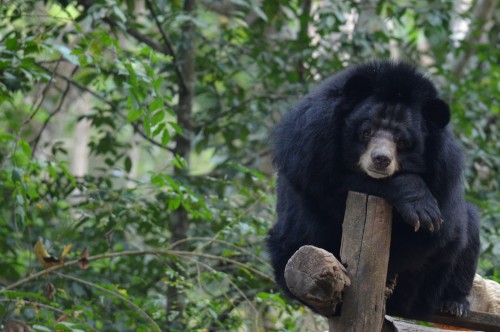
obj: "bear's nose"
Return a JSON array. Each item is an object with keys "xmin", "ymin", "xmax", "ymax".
[{"xmin": 371, "ymin": 151, "xmax": 392, "ymax": 169}]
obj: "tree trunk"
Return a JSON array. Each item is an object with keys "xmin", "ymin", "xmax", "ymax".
[{"xmin": 167, "ymin": 0, "xmax": 197, "ymax": 326}]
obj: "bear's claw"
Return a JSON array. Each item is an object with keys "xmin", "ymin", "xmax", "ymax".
[{"xmin": 440, "ymin": 300, "xmax": 470, "ymax": 317}]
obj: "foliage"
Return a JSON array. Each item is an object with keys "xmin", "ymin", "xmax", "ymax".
[{"xmin": 0, "ymin": 0, "xmax": 498, "ymax": 331}]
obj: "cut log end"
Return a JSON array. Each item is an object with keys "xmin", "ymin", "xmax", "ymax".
[{"xmin": 284, "ymin": 245, "xmax": 350, "ymax": 317}]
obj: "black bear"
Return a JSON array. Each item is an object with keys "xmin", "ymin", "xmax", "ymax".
[{"xmin": 266, "ymin": 60, "xmax": 480, "ymax": 317}]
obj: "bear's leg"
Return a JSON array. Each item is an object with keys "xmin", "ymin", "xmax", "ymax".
[
  {"xmin": 439, "ymin": 205, "xmax": 480, "ymax": 316},
  {"xmin": 438, "ymin": 259, "xmax": 476, "ymax": 316},
  {"xmin": 404, "ymin": 264, "xmax": 456, "ymax": 317},
  {"xmin": 386, "ymin": 272, "xmax": 424, "ymax": 316},
  {"xmin": 267, "ymin": 227, "xmax": 302, "ymax": 298}
]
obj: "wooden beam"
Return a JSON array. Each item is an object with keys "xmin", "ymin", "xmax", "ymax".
[{"xmin": 401, "ymin": 311, "xmax": 500, "ymax": 332}]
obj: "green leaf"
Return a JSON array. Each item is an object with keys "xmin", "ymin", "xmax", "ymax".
[
  {"xmin": 150, "ymin": 173, "xmax": 166, "ymax": 186},
  {"xmin": 13, "ymin": 149, "xmax": 29, "ymax": 167},
  {"xmin": 151, "ymin": 110, "xmax": 164, "ymax": 126},
  {"xmin": 1, "ymin": 291, "xmax": 48, "ymax": 302},
  {"xmin": 168, "ymin": 195, "xmax": 182, "ymax": 210},
  {"xmin": 143, "ymin": 116, "xmax": 151, "ymax": 136},
  {"xmin": 152, "ymin": 122, "xmax": 166, "ymax": 136},
  {"xmin": 148, "ymin": 97, "xmax": 163, "ymax": 113},
  {"xmin": 168, "ymin": 122, "xmax": 183, "ymax": 135},
  {"xmin": 167, "ymin": 177, "xmax": 181, "ymax": 191},
  {"xmin": 252, "ymin": 4, "xmax": 268, "ymax": 21},
  {"xmin": 153, "ymin": 77, "xmax": 164, "ymax": 93},
  {"xmin": 78, "ymin": 71, "xmax": 98, "ymax": 85},
  {"xmin": 26, "ymin": 181, "xmax": 39, "ymax": 199},
  {"xmin": 124, "ymin": 156, "xmax": 132, "ymax": 172},
  {"xmin": 24, "ymin": 40, "xmax": 40, "ymax": 54},
  {"xmin": 171, "ymin": 155, "xmax": 187, "ymax": 170},
  {"xmin": 126, "ymin": 109, "xmax": 142, "ymax": 122},
  {"xmin": 161, "ymin": 128, "xmax": 170, "ymax": 146},
  {"xmin": 112, "ymin": 6, "xmax": 127, "ymax": 23},
  {"xmin": 6, "ymin": 37, "xmax": 19, "ymax": 51},
  {"xmin": 19, "ymin": 140, "xmax": 32, "ymax": 158}
]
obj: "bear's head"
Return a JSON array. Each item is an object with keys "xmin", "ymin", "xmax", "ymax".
[{"xmin": 340, "ymin": 72, "xmax": 451, "ymax": 179}]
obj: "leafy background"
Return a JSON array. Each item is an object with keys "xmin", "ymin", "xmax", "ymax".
[{"xmin": 0, "ymin": 0, "xmax": 498, "ymax": 331}]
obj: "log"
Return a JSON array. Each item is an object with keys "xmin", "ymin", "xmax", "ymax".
[
  {"xmin": 405, "ymin": 311, "xmax": 500, "ymax": 332},
  {"xmin": 329, "ymin": 192, "xmax": 393, "ymax": 331},
  {"xmin": 470, "ymin": 274, "xmax": 500, "ymax": 314},
  {"xmin": 285, "ymin": 245, "xmax": 351, "ymax": 317}
]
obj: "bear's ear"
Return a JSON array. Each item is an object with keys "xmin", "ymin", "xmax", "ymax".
[
  {"xmin": 343, "ymin": 74, "xmax": 372, "ymax": 98},
  {"xmin": 423, "ymin": 98, "xmax": 450, "ymax": 129}
]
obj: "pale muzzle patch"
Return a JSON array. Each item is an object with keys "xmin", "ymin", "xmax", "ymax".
[{"xmin": 358, "ymin": 135, "xmax": 399, "ymax": 179}]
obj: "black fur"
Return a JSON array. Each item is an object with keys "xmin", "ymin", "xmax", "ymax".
[{"xmin": 267, "ymin": 60, "xmax": 480, "ymax": 317}]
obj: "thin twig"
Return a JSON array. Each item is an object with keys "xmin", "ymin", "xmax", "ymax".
[
  {"xmin": 168, "ymin": 236, "xmax": 272, "ymax": 269},
  {"xmin": 0, "ymin": 298, "xmax": 66, "ymax": 316},
  {"xmin": 31, "ymin": 66, "xmax": 79, "ymax": 153},
  {"xmin": 144, "ymin": 0, "xmax": 187, "ymax": 91},
  {"xmin": 104, "ymin": 16, "xmax": 167, "ymax": 54},
  {"xmin": 23, "ymin": 57, "xmax": 63, "ymax": 127},
  {"xmin": 194, "ymin": 95, "xmax": 287, "ymax": 131}
]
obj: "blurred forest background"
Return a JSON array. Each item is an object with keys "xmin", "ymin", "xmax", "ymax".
[{"xmin": 0, "ymin": 0, "xmax": 498, "ymax": 331}]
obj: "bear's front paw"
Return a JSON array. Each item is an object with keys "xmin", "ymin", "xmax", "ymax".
[
  {"xmin": 440, "ymin": 299, "xmax": 470, "ymax": 317},
  {"xmin": 397, "ymin": 196, "xmax": 443, "ymax": 233}
]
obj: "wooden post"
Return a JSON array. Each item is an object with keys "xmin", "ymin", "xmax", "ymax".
[{"xmin": 329, "ymin": 192, "xmax": 393, "ymax": 332}]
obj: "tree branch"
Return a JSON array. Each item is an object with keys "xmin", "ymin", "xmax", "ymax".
[
  {"xmin": 143, "ymin": 0, "xmax": 187, "ymax": 91},
  {"xmin": 31, "ymin": 66, "xmax": 79, "ymax": 154},
  {"xmin": 2, "ymin": 248, "xmax": 272, "ymax": 291},
  {"xmin": 23, "ymin": 57, "xmax": 63, "ymax": 127}
]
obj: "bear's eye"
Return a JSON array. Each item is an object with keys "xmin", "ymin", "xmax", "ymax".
[
  {"xmin": 397, "ymin": 138, "xmax": 410, "ymax": 149},
  {"xmin": 361, "ymin": 129, "xmax": 373, "ymax": 140}
]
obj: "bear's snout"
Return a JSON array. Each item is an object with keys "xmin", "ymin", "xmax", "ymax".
[
  {"xmin": 358, "ymin": 135, "xmax": 399, "ymax": 179},
  {"xmin": 371, "ymin": 150, "xmax": 392, "ymax": 169}
]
